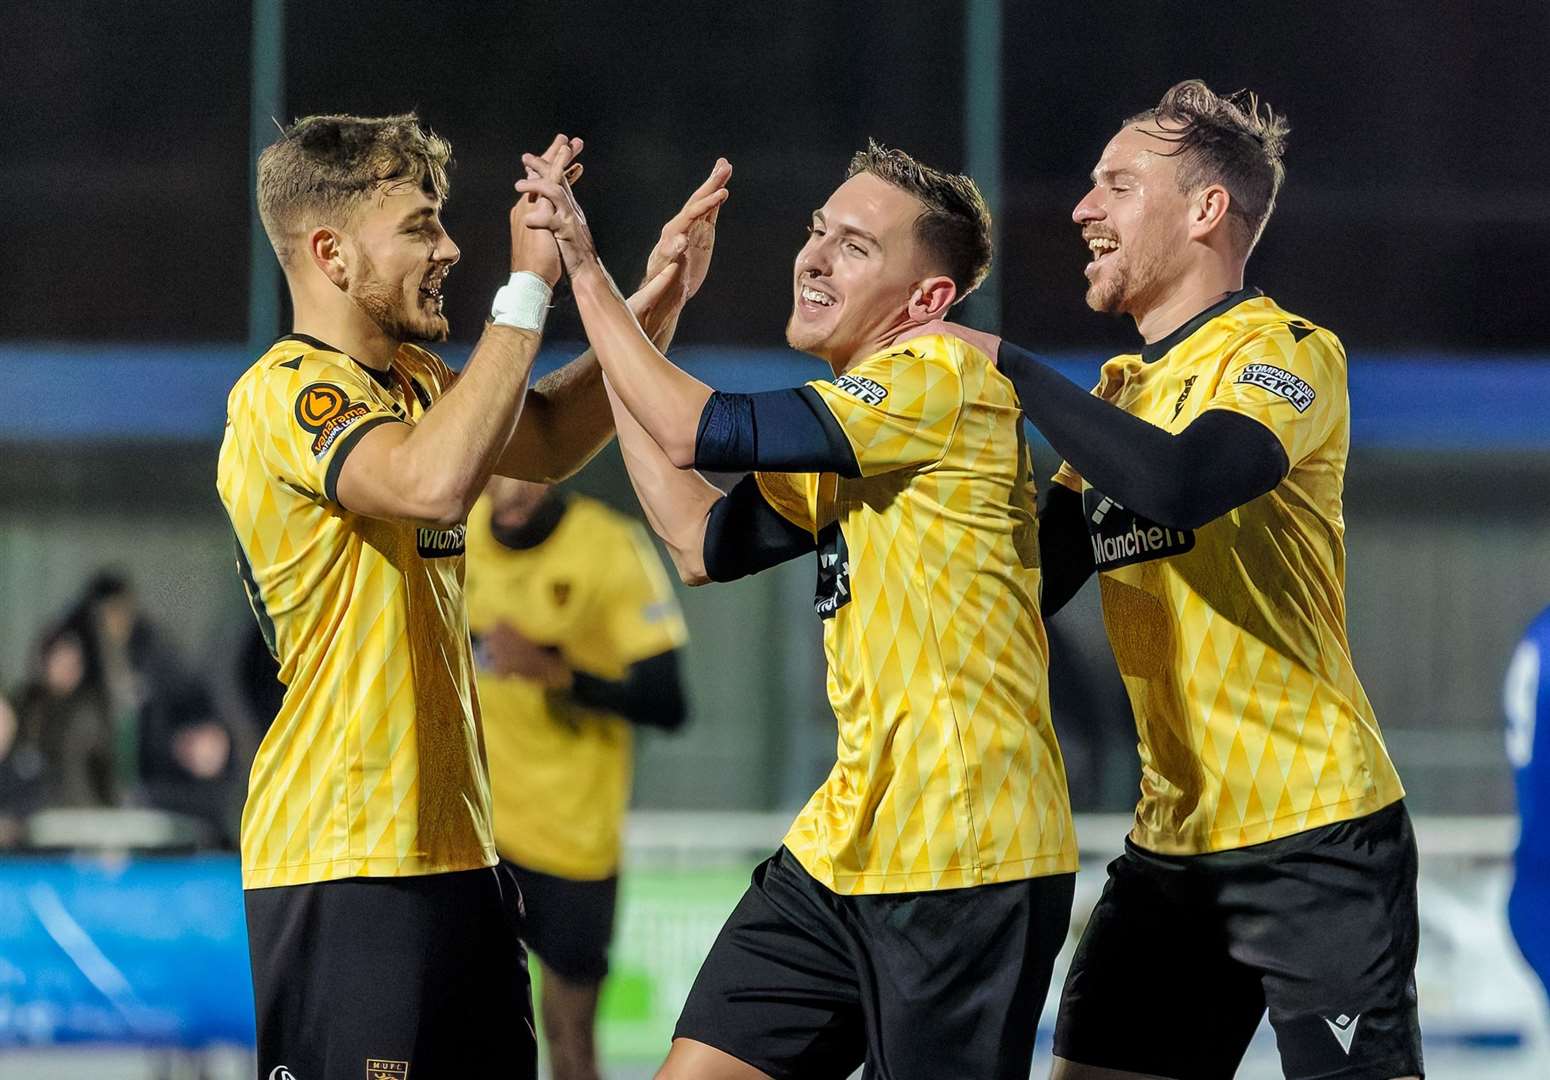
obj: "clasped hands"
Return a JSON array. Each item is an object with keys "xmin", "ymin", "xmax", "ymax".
[{"xmin": 513, "ymin": 133, "xmax": 732, "ymax": 313}]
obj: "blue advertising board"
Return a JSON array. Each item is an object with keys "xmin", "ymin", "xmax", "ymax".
[
  {"xmin": 0, "ymin": 855, "xmax": 252, "ymax": 1047},
  {"xmin": 3, "ymin": 341, "xmax": 1548, "ymax": 450}
]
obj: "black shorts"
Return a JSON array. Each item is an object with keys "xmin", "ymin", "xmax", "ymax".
[
  {"xmin": 502, "ymin": 858, "xmax": 618, "ymax": 984},
  {"xmin": 675, "ymin": 846, "xmax": 1075, "ymax": 1080},
  {"xmin": 246, "ymin": 864, "xmax": 536, "ymax": 1079},
  {"xmin": 1054, "ymin": 800, "xmax": 1423, "ymax": 1080}
]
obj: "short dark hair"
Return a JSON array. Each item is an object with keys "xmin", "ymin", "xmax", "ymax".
[
  {"xmin": 1128, "ymin": 80, "xmax": 1289, "ymax": 252},
  {"xmin": 258, "ymin": 112, "xmax": 452, "ymax": 265},
  {"xmin": 846, "ymin": 140, "xmax": 993, "ymax": 298}
]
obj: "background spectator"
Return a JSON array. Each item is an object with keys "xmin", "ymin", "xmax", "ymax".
[{"xmin": 11, "ymin": 623, "xmax": 116, "ymax": 810}]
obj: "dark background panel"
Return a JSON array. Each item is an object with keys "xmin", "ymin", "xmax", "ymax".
[
  {"xmin": 1, "ymin": 1, "xmax": 252, "ymax": 340},
  {"xmin": 3, "ymin": 2, "xmax": 1549, "ymax": 348}
]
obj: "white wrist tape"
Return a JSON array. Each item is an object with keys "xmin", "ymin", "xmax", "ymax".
[{"xmin": 490, "ymin": 271, "xmax": 553, "ymax": 333}]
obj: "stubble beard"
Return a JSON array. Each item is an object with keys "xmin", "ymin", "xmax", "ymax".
[
  {"xmin": 1085, "ymin": 261, "xmax": 1128, "ymax": 314},
  {"xmin": 353, "ymin": 262, "xmax": 448, "ymax": 345},
  {"xmin": 1085, "ymin": 241, "xmax": 1170, "ymax": 320},
  {"xmin": 785, "ymin": 309, "xmax": 827, "ymax": 359}
]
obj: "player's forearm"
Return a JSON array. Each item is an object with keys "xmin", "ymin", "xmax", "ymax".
[
  {"xmin": 999, "ymin": 343, "xmax": 1285, "ymax": 529},
  {"xmin": 571, "ymin": 262, "xmax": 711, "ymax": 468},
  {"xmin": 495, "ymin": 283, "xmax": 686, "ymax": 483},
  {"xmin": 492, "ymin": 351, "xmax": 610, "ymax": 483},
  {"xmin": 603, "ymin": 374, "xmax": 720, "ymax": 585},
  {"xmin": 999, "ymin": 343, "xmax": 1196, "ymax": 521},
  {"xmin": 391, "ymin": 324, "xmax": 540, "ymax": 525}
]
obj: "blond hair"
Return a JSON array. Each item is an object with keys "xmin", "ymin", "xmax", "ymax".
[
  {"xmin": 257, "ymin": 112, "xmax": 452, "ymax": 265},
  {"xmin": 1129, "ymin": 80, "xmax": 1289, "ymax": 252}
]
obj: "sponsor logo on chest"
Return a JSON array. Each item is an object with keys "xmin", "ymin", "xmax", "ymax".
[
  {"xmin": 1170, "ymin": 375, "xmax": 1198, "ymax": 422},
  {"xmin": 813, "ymin": 521, "xmax": 852, "ymax": 619},
  {"xmin": 416, "ymin": 523, "xmax": 466, "ymax": 559},
  {"xmin": 1084, "ymin": 489, "xmax": 1195, "ymax": 570}
]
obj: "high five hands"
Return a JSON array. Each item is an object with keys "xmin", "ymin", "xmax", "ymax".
[
  {"xmin": 645, "ymin": 158, "xmax": 733, "ymax": 302},
  {"xmin": 509, "ymin": 133, "xmax": 584, "ymax": 286},
  {"xmin": 517, "ymin": 138, "xmax": 732, "ymax": 306}
]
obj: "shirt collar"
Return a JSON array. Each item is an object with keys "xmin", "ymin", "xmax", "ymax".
[{"xmin": 1139, "ymin": 287, "xmax": 1263, "ymax": 364}]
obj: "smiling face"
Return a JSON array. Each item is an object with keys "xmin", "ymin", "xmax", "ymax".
[
  {"xmin": 339, "ymin": 181, "xmax": 461, "ymax": 344},
  {"xmin": 1071, "ymin": 123, "xmax": 1195, "ymax": 319},
  {"xmin": 785, "ymin": 172, "xmax": 943, "ymax": 368}
]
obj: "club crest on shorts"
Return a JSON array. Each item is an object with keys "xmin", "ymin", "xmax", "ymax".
[{"xmin": 367, "ymin": 1059, "xmax": 409, "ymax": 1080}]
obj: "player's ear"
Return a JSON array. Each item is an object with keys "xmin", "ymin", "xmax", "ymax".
[
  {"xmin": 1190, "ymin": 183, "xmax": 1233, "ymax": 243},
  {"xmin": 309, "ymin": 227, "xmax": 351, "ymax": 289},
  {"xmin": 908, "ymin": 275, "xmax": 958, "ymax": 322}
]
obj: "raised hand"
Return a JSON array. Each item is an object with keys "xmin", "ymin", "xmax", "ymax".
[
  {"xmin": 509, "ymin": 133, "xmax": 583, "ymax": 286},
  {"xmin": 645, "ymin": 159, "xmax": 732, "ymax": 301},
  {"xmin": 630, "ymin": 235, "xmax": 691, "ymax": 322},
  {"xmin": 516, "ymin": 142, "xmax": 599, "ymax": 277}
]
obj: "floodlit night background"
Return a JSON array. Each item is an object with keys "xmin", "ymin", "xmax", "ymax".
[{"xmin": 2, "ymin": 3, "xmax": 1548, "ymax": 1077}]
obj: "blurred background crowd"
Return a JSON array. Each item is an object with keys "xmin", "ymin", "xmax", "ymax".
[{"xmin": 0, "ymin": 570, "xmax": 278, "ymax": 851}]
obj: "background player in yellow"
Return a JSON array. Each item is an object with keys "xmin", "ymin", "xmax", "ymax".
[
  {"xmin": 516, "ymin": 142, "xmax": 1076, "ymax": 1079},
  {"xmin": 929, "ymin": 81, "xmax": 1421, "ymax": 1080},
  {"xmin": 465, "ymin": 475, "xmax": 689, "ymax": 1080},
  {"xmin": 217, "ymin": 114, "xmax": 730, "ymax": 1078}
]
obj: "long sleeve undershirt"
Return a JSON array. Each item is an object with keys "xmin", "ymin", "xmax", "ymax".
[
  {"xmin": 998, "ymin": 342, "xmax": 1289, "ymax": 532},
  {"xmin": 694, "ymin": 388, "xmax": 850, "ymax": 581},
  {"xmin": 1035, "ymin": 484, "xmax": 1095, "ymax": 618},
  {"xmin": 570, "ymin": 649, "xmax": 688, "ymax": 731}
]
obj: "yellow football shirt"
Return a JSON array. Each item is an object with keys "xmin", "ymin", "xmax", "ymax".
[
  {"xmin": 1053, "ymin": 290, "xmax": 1405, "ymax": 854},
  {"xmin": 216, "ymin": 334, "xmax": 495, "ymax": 889},
  {"xmin": 757, "ymin": 333, "xmax": 1077, "ymax": 896},
  {"xmin": 463, "ymin": 494, "xmax": 688, "ymax": 880}
]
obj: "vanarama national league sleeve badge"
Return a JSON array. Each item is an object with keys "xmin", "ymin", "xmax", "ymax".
[{"xmin": 294, "ymin": 382, "xmax": 373, "ymax": 457}]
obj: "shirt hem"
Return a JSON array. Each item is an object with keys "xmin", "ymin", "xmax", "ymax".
[
  {"xmin": 1130, "ymin": 787, "xmax": 1406, "ymax": 856},
  {"xmin": 494, "ymin": 845, "xmax": 619, "ymax": 882},
  {"xmin": 784, "ymin": 843, "xmax": 1079, "ymax": 896},
  {"xmin": 241, "ymin": 847, "xmax": 498, "ymax": 890}
]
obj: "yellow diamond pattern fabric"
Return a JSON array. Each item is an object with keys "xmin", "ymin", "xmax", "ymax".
[
  {"xmin": 761, "ymin": 334, "xmax": 1076, "ymax": 895},
  {"xmin": 1053, "ymin": 295, "xmax": 1404, "ymax": 854},
  {"xmin": 216, "ymin": 338, "xmax": 495, "ymax": 889},
  {"xmin": 464, "ymin": 495, "xmax": 688, "ymax": 880}
]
